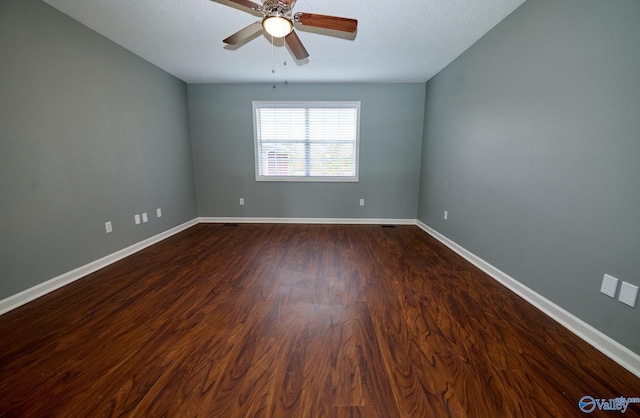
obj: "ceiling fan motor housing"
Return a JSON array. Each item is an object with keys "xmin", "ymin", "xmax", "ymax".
[{"xmin": 260, "ymin": 0, "xmax": 292, "ymax": 19}]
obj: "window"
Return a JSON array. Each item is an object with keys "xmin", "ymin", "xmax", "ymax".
[{"xmin": 253, "ymin": 101, "xmax": 360, "ymax": 182}]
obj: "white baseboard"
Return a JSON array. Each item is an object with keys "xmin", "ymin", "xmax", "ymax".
[
  {"xmin": 198, "ymin": 217, "xmax": 416, "ymax": 225},
  {"xmin": 416, "ymin": 220, "xmax": 640, "ymax": 378},
  {"xmin": 0, "ymin": 218, "xmax": 198, "ymax": 315}
]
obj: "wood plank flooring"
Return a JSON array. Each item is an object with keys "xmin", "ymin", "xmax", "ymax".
[{"xmin": 0, "ymin": 224, "xmax": 638, "ymax": 417}]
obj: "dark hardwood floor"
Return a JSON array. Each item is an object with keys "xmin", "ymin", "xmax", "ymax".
[{"xmin": 0, "ymin": 224, "xmax": 638, "ymax": 417}]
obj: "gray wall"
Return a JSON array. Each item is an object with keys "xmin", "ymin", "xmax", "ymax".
[
  {"xmin": 189, "ymin": 83, "xmax": 425, "ymax": 219},
  {"xmin": 0, "ymin": 0, "xmax": 197, "ymax": 299},
  {"xmin": 418, "ymin": 0, "xmax": 640, "ymax": 353}
]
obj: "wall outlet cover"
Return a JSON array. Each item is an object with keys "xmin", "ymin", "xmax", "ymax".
[
  {"xmin": 142, "ymin": 213, "xmax": 148, "ymax": 223},
  {"xmin": 157, "ymin": 208, "xmax": 162, "ymax": 218},
  {"xmin": 618, "ymin": 282, "xmax": 638, "ymax": 307},
  {"xmin": 134, "ymin": 214, "xmax": 141, "ymax": 225},
  {"xmin": 600, "ymin": 274, "xmax": 618, "ymax": 298}
]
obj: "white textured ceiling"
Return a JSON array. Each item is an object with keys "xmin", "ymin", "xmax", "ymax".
[{"xmin": 42, "ymin": 0, "xmax": 525, "ymax": 84}]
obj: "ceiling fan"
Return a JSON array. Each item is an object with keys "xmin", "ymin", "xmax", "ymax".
[{"xmin": 217, "ymin": 0, "xmax": 358, "ymax": 60}]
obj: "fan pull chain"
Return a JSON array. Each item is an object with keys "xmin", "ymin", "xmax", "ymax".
[
  {"xmin": 272, "ymin": 35, "xmax": 277, "ymax": 88},
  {"xmin": 283, "ymin": 40, "xmax": 288, "ymax": 85}
]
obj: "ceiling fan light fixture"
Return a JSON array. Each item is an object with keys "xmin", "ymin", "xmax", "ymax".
[{"xmin": 262, "ymin": 16, "xmax": 293, "ymax": 38}]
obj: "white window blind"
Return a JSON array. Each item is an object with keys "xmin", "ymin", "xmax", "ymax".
[{"xmin": 253, "ymin": 101, "xmax": 360, "ymax": 182}]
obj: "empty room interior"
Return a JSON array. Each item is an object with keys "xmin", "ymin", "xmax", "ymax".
[{"xmin": 1, "ymin": 0, "xmax": 639, "ymax": 416}]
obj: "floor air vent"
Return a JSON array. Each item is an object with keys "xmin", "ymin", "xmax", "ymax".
[
  {"xmin": 381, "ymin": 225, "xmax": 397, "ymax": 228},
  {"xmin": 223, "ymin": 223, "xmax": 239, "ymax": 227}
]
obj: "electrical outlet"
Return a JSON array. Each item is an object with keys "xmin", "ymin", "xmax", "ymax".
[
  {"xmin": 600, "ymin": 274, "xmax": 618, "ymax": 298},
  {"xmin": 134, "ymin": 214, "xmax": 141, "ymax": 225},
  {"xmin": 156, "ymin": 208, "xmax": 162, "ymax": 218},
  {"xmin": 105, "ymin": 221, "xmax": 112, "ymax": 233},
  {"xmin": 444, "ymin": 210, "xmax": 448, "ymax": 220},
  {"xmin": 142, "ymin": 212, "xmax": 148, "ymax": 223},
  {"xmin": 239, "ymin": 198, "xmax": 245, "ymax": 206},
  {"xmin": 360, "ymin": 199, "xmax": 365, "ymax": 206},
  {"xmin": 618, "ymin": 282, "xmax": 638, "ymax": 307}
]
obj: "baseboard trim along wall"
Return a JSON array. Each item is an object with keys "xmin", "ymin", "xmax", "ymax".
[
  {"xmin": 0, "ymin": 219, "xmax": 198, "ymax": 316},
  {"xmin": 1, "ymin": 217, "xmax": 637, "ymax": 378},
  {"xmin": 198, "ymin": 217, "xmax": 416, "ymax": 225},
  {"xmin": 415, "ymin": 220, "xmax": 640, "ymax": 379}
]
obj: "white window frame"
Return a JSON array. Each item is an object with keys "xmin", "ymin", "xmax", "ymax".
[{"xmin": 253, "ymin": 101, "xmax": 360, "ymax": 182}]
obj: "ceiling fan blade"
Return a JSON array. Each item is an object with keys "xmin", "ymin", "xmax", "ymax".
[
  {"xmin": 223, "ymin": 21, "xmax": 263, "ymax": 44},
  {"xmin": 285, "ymin": 30, "xmax": 309, "ymax": 60},
  {"xmin": 222, "ymin": 0, "xmax": 262, "ymax": 12},
  {"xmin": 294, "ymin": 13, "xmax": 357, "ymax": 33}
]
